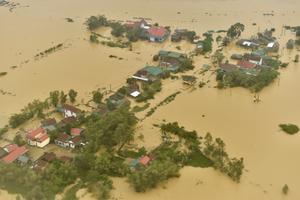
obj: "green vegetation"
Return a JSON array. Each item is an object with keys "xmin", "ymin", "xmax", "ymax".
[
  {"xmin": 279, "ymin": 124, "xmax": 299, "ymax": 135},
  {"xmin": 92, "ymin": 89, "xmax": 103, "ymax": 104},
  {"xmin": 282, "ymin": 184, "xmax": 289, "ymax": 195},
  {"xmin": 227, "ymin": 23, "xmax": 245, "ymax": 39},
  {"xmin": 136, "ymin": 80, "xmax": 162, "ymax": 102},
  {"xmin": 132, "ymin": 103, "xmax": 150, "ymax": 113},
  {"xmin": 160, "ymin": 122, "xmax": 244, "ymax": 182},
  {"xmin": 0, "ymin": 126, "xmax": 8, "ymax": 138},
  {"xmin": 110, "ymin": 22, "xmax": 126, "ymax": 37},
  {"xmin": 9, "ymin": 100, "xmax": 49, "ymax": 128},
  {"xmin": 146, "ymin": 92, "xmax": 181, "ymax": 117},
  {"xmin": 101, "ymin": 40, "xmax": 131, "ymax": 49},
  {"xmin": 0, "ymin": 161, "xmax": 77, "ymax": 200},
  {"xmin": 68, "ymin": 89, "xmax": 78, "ymax": 103},
  {"xmin": 217, "ymin": 68, "xmax": 279, "ymax": 92},
  {"xmin": 13, "ymin": 135, "xmax": 26, "ymax": 146},
  {"xmin": 35, "ymin": 44, "xmax": 63, "ymax": 57},
  {"xmin": 201, "ymin": 33, "xmax": 213, "ymax": 54},
  {"xmin": 86, "ymin": 15, "xmax": 108, "ymax": 30},
  {"xmin": 62, "ymin": 182, "xmax": 82, "ymax": 200},
  {"xmin": 49, "ymin": 90, "xmax": 60, "ymax": 107},
  {"xmin": 89, "ymin": 34, "xmax": 99, "ymax": 43},
  {"xmin": 128, "ymin": 159, "xmax": 180, "ymax": 192}
]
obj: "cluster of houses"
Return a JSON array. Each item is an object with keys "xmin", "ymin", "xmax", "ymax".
[
  {"xmin": 124, "ymin": 19, "xmax": 170, "ymax": 43},
  {"xmin": 237, "ymin": 29, "xmax": 280, "ymax": 52},
  {"xmin": 220, "ymin": 50, "xmax": 273, "ymax": 76},
  {"xmin": 26, "ymin": 104, "xmax": 85, "ymax": 149}
]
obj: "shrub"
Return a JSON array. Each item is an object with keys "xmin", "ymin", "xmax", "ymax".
[
  {"xmin": 279, "ymin": 124, "xmax": 299, "ymax": 135},
  {"xmin": 282, "ymin": 184, "xmax": 289, "ymax": 195}
]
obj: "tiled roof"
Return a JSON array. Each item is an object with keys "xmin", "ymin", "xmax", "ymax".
[
  {"xmin": 148, "ymin": 26, "xmax": 168, "ymax": 37},
  {"xmin": 2, "ymin": 146, "xmax": 28, "ymax": 164}
]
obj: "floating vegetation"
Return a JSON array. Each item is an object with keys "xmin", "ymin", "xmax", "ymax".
[
  {"xmin": 0, "ymin": 72, "xmax": 7, "ymax": 77},
  {"xmin": 34, "ymin": 43, "xmax": 64, "ymax": 58}
]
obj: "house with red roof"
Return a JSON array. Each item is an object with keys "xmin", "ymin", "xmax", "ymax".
[
  {"xmin": 70, "ymin": 128, "xmax": 84, "ymax": 137},
  {"xmin": 139, "ymin": 155, "xmax": 151, "ymax": 166},
  {"xmin": 1, "ymin": 145, "xmax": 28, "ymax": 164},
  {"xmin": 26, "ymin": 127, "xmax": 50, "ymax": 148},
  {"xmin": 55, "ymin": 133, "xmax": 72, "ymax": 148},
  {"xmin": 237, "ymin": 60, "xmax": 257, "ymax": 69},
  {"xmin": 147, "ymin": 26, "xmax": 169, "ymax": 42}
]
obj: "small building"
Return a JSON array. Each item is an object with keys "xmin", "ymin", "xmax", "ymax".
[
  {"xmin": 107, "ymin": 93, "xmax": 130, "ymax": 109},
  {"xmin": 158, "ymin": 50, "xmax": 187, "ymax": 71},
  {"xmin": 70, "ymin": 128, "xmax": 84, "ymax": 137},
  {"xmin": 139, "ymin": 155, "xmax": 151, "ymax": 166},
  {"xmin": 236, "ymin": 39, "xmax": 259, "ymax": 49},
  {"xmin": 132, "ymin": 66, "xmax": 167, "ymax": 82},
  {"xmin": 58, "ymin": 117, "xmax": 77, "ymax": 127},
  {"xmin": 1, "ymin": 145, "xmax": 28, "ymax": 164},
  {"xmin": 26, "ymin": 127, "xmax": 50, "ymax": 148},
  {"xmin": 243, "ymin": 53, "xmax": 263, "ymax": 65},
  {"xmin": 266, "ymin": 42, "xmax": 279, "ymax": 52},
  {"xmin": 39, "ymin": 152, "xmax": 57, "ymax": 163},
  {"xmin": 237, "ymin": 60, "xmax": 257, "ymax": 69},
  {"xmin": 147, "ymin": 26, "xmax": 169, "ymax": 42},
  {"xmin": 230, "ymin": 54, "xmax": 243, "ymax": 60},
  {"xmin": 182, "ymin": 75, "xmax": 197, "ymax": 85},
  {"xmin": 41, "ymin": 118, "xmax": 57, "ymax": 131},
  {"xmin": 125, "ymin": 19, "xmax": 150, "ymax": 30},
  {"xmin": 61, "ymin": 104, "xmax": 81, "ymax": 118},
  {"xmin": 69, "ymin": 136, "xmax": 84, "ymax": 149},
  {"xmin": 55, "ymin": 133, "xmax": 72, "ymax": 148}
]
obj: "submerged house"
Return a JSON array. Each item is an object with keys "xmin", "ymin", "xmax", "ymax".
[
  {"xmin": 26, "ymin": 127, "xmax": 50, "ymax": 148},
  {"xmin": 107, "ymin": 93, "xmax": 130, "ymax": 109},
  {"xmin": 132, "ymin": 66, "xmax": 167, "ymax": 82},
  {"xmin": 236, "ymin": 39, "xmax": 259, "ymax": 49},
  {"xmin": 61, "ymin": 104, "xmax": 81, "ymax": 118},
  {"xmin": 182, "ymin": 75, "xmax": 197, "ymax": 85},
  {"xmin": 147, "ymin": 26, "xmax": 169, "ymax": 42},
  {"xmin": 243, "ymin": 53, "xmax": 263, "ymax": 65},
  {"xmin": 125, "ymin": 19, "xmax": 150, "ymax": 30},
  {"xmin": 158, "ymin": 50, "xmax": 187, "ymax": 71},
  {"xmin": 41, "ymin": 118, "xmax": 57, "ymax": 131},
  {"xmin": 237, "ymin": 60, "xmax": 259, "ymax": 76}
]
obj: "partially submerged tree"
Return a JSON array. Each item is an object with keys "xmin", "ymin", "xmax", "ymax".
[
  {"xmin": 68, "ymin": 89, "xmax": 78, "ymax": 103},
  {"xmin": 227, "ymin": 23, "xmax": 245, "ymax": 39}
]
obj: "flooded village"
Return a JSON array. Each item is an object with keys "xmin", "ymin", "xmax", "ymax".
[{"xmin": 1, "ymin": 0, "xmax": 300, "ymax": 199}]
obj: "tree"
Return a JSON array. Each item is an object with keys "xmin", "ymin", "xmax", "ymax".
[
  {"xmin": 49, "ymin": 91, "xmax": 60, "ymax": 107},
  {"xmin": 86, "ymin": 15, "xmax": 108, "ymax": 30},
  {"xmin": 211, "ymin": 50, "xmax": 225, "ymax": 66},
  {"xmin": 13, "ymin": 135, "xmax": 26, "ymax": 146},
  {"xmin": 60, "ymin": 91, "xmax": 67, "ymax": 104},
  {"xmin": 92, "ymin": 90, "xmax": 103, "ymax": 104},
  {"xmin": 128, "ymin": 159, "xmax": 180, "ymax": 192},
  {"xmin": 68, "ymin": 89, "xmax": 78, "ymax": 103},
  {"xmin": 110, "ymin": 22, "xmax": 126, "ymax": 37},
  {"xmin": 296, "ymin": 30, "xmax": 300, "ymax": 37},
  {"xmin": 227, "ymin": 23, "xmax": 245, "ymax": 39},
  {"xmin": 282, "ymin": 184, "xmax": 289, "ymax": 195},
  {"xmin": 126, "ymin": 28, "xmax": 142, "ymax": 42}
]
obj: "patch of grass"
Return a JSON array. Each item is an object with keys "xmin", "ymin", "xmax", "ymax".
[{"xmin": 279, "ymin": 124, "xmax": 299, "ymax": 135}]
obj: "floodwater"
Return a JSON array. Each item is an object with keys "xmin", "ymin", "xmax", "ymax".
[{"xmin": 1, "ymin": 0, "xmax": 300, "ymax": 199}]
